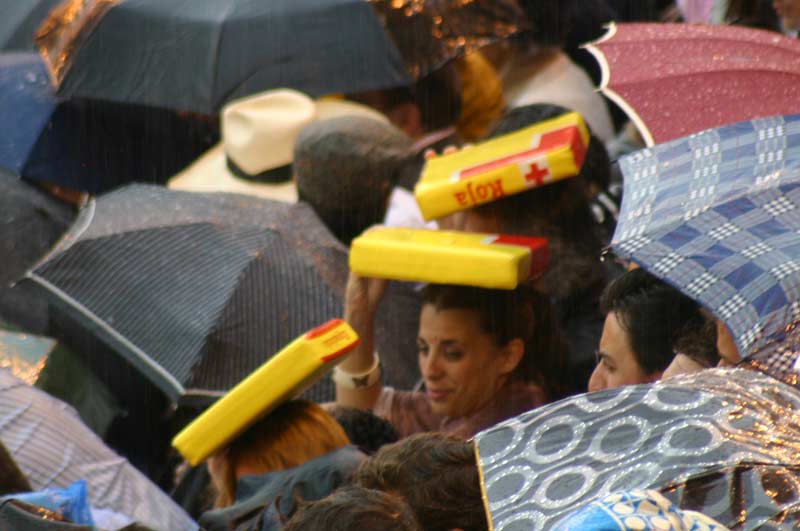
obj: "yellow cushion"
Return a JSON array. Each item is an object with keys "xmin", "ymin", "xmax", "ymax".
[
  {"xmin": 415, "ymin": 112, "xmax": 589, "ymax": 221},
  {"xmin": 172, "ymin": 319, "xmax": 360, "ymax": 465},
  {"xmin": 349, "ymin": 227, "xmax": 549, "ymax": 290}
]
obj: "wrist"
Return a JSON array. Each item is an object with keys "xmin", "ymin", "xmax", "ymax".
[{"xmin": 333, "ymin": 353, "xmax": 381, "ymax": 390}]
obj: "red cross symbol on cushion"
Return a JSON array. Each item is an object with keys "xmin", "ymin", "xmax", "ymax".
[{"xmin": 524, "ymin": 163, "xmax": 549, "ymax": 185}]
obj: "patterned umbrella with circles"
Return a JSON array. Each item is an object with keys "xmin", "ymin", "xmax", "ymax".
[{"xmin": 475, "ymin": 368, "xmax": 800, "ymax": 530}]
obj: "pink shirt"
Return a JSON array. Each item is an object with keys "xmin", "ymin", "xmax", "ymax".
[{"xmin": 374, "ymin": 380, "xmax": 547, "ymax": 439}]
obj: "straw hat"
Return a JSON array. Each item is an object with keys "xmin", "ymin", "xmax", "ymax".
[{"xmin": 168, "ymin": 89, "xmax": 388, "ymax": 202}]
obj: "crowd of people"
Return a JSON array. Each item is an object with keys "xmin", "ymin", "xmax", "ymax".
[{"xmin": 2, "ymin": 0, "xmax": 800, "ymax": 529}]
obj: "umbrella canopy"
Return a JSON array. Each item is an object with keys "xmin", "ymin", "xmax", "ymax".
[
  {"xmin": 611, "ymin": 114, "xmax": 800, "ymax": 361},
  {"xmin": 35, "ymin": 0, "xmax": 525, "ymax": 114},
  {"xmin": 370, "ymin": 0, "xmax": 526, "ymax": 80},
  {"xmin": 0, "ymin": 169, "xmax": 73, "ymax": 333},
  {"xmin": 25, "ymin": 184, "xmax": 422, "ymax": 404},
  {"xmin": 26, "ymin": 185, "xmax": 346, "ymax": 402},
  {"xmin": 0, "ymin": 368, "xmax": 196, "ymax": 531},
  {"xmin": 0, "ymin": 52, "xmax": 218, "ymax": 194},
  {"xmin": 474, "ymin": 368, "xmax": 800, "ymax": 530},
  {"xmin": 585, "ymin": 22, "xmax": 800, "ymax": 146},
  {"xmin": 0, "ymin": 0, "xmax": 61, "ymax": 51}
]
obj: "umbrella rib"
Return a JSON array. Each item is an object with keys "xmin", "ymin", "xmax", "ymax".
[{"xmin": 24, "ymin": 271, "xmax": 186, "ymax": 399}]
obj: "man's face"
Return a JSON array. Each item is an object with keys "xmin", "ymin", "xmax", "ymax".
[
  {"xmin": 715, "ymin": 320, "xmax": 741, "ymax": 367},
  {"xmin": 588, "ymin": 312, "xmax": 659, "ymax": 392}
]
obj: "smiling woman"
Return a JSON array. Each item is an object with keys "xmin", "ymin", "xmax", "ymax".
[{"xmin": 336, "ymin": 273, "xmax": 569, "ymax": 438}]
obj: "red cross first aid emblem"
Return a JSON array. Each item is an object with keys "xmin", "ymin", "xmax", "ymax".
[{"xmin": 451, "ymin": 126, "xmax": 579, "ymax": 186}]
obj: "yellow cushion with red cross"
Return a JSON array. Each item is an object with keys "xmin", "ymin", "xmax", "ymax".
[
  {"xmin": 172, "ymin": 319, "xmax": 360, "ymax": 465},
  {"xmin": 349, "ymin": 227, "xmax": 549, "ymax": 289},
  {"xmin": 414, "ymin": 112, "xmax": 589, "ymax": 221}
]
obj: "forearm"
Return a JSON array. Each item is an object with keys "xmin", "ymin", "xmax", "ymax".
[{"xmin": 336, "ymin": 308, "xmax": 382, "ymax": 410}]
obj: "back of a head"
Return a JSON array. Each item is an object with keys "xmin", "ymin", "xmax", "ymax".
[
  {"xmin": 213, "ymin": 400, "xmax": 350, "ymax": 507},
  {"xmin": 284, "ymin": 486, "xmax": 422, "ymax": 531},
  {"xmin": 326, "ymin": 405, "xmax": 400, "ymax": 455},
  {"xmin": 421, "ymin": 283, "xmax": 570, "ymax": 399},
  {"xmin": 600, "ymin": 268, "xmax": 712, "ymax": 375},
  {"xmin": 471, "ymin": 103, "xmax": 609, "ymax": 300},
  {"xmin": 294, "ymin": 116, "xmax": 413, "ymax": 245},
  {"xmin": 474, "ymin": 104, "xmax": 606, "ymax": 241},
  {"xmin": 355, "ymin": 432, "xmax": 488, "ymax": 531}
]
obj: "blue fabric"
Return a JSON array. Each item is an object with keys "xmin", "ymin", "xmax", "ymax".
[
  {"xmin": 0, "ymin": 52, "xmax": 218, "ymax": 194},
  {"xmin": 612, "ymin": 114, "xmax": 800, "ymax": 362},
  {"xmin": 6, "ymin": 480, "xmax": 94, "ymax": 526},
  {"xmin": 553, "ymin": 490, "xmax": 730, "ymax": 530},
  {"xmin": 0, "ymin": 53, "xmax": 57, "ymax": 175}
]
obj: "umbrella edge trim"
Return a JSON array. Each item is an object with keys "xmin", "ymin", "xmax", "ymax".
[
  {"xmin": 23, "ymin": 271, "xmax": 186, "ymax": 399},
  {"xmin": 584, "ymin": 24, "xmax": 656, "ymax": 148},
  {"xmin": 30, "ymin": 199, "xmax": 97, "ymax": 270},
  {"xmin": 473, "ymin": 440, "xmax": 496, "ymax": 531}
]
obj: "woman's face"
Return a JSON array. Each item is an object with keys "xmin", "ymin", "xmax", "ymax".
[
  {"xmin": 417, "ymin": 305, "xmax": 519, "ymax": 418},
  {"xmin": 588, "ymin": 311, "xmax": 658, "ymax": 392}
]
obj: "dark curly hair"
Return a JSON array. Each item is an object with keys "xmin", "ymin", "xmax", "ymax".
[
  {"xmin": 600, "ymin": 268, "xmax": 716, "ymax": 375},
  {"xmin": 327, "ymin": 405, "xmax": 399, "ymax": 455}
]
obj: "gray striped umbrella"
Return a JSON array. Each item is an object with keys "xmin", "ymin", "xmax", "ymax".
[{"xmin": 26, "ymin": 184, "xmax": 351, "ymax": 404}]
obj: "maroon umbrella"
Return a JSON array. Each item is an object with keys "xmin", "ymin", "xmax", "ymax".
[{"xmin": 585, "ymin": 22, "xmax": 800, "ymax": 145}]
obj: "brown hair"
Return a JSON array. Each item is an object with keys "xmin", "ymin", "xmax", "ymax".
[
  {"xmin": 210, "ymin": 400, "xmax": 350, "ymax": 508},
  {"xmin": 355, "ymin": 432, "xmax": 487, "ymax": 531},
  {"xmin": 421, "ymin": 283, "xmax": 570, "ymax": 400},
  {"xmin": 284, "ymin": 486, "xmax": 422, "ymax": 531}
]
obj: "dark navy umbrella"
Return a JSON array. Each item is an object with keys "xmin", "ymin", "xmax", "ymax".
[
  {"xmin": 0, "ymin": 52, "xmax": 218, "ymax": 194},
  {"xmin": 0, "ymin": 0, "xmax": 61, "ymax": 50},
  {"xmin": 611, "ymin": 114, "xmax": 800, "ymax": 363},
  {"xmin": 37, "ymin": 0, "xmax": 409, "ymax": 114},
  {"xmin": 35, "ymin": 0, "xmax": 525, "ymax": 114}
]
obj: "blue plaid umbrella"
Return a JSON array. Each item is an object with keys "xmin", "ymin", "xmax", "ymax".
[{"xmin": 611, "ymin": 114, "xmax": 800, "ymax": 367}]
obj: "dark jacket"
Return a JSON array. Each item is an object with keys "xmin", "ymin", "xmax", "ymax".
[{"xmin": 198, "ymin": 446, "xmax": 365, "ymax": 531}]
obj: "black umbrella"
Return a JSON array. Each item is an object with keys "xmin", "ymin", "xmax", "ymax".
[
  {"xmin": 370, "ymin": 0, "xmax": 526, "ymax": 80},
  {"xmin": 0, "ymin": 0, "xmax": 61, "ymax": 50},
  {"xmin": 25, "ymin": 185, "xmax": 343, "ymax": 402},
  {"xmin": 37, "ymin": 0, "xmax": 409, "ymax": 114},
  {"xmin": 25, "ymin": 184, "xmax": 421, "ymax": 404},
  {"xmin": 0, "ymin": 169, "xmax": 73, "ymax": 333},
  {"xmin": 36, "ymin": 0, "xmax": 526, "ymax": 114}
]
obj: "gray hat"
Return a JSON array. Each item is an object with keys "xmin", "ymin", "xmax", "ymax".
[{"xmin": 294, "ymin": 116, "xmax": 413, "ymax": 210}]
